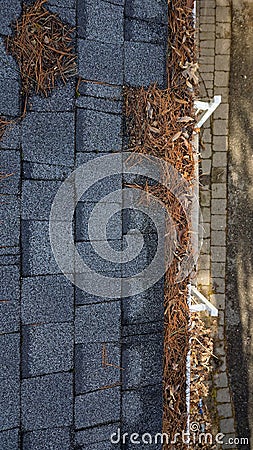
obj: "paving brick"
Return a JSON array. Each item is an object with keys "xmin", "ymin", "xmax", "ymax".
[
  {"xmin": 125, "ymin": 0, "xmax": 168, "ymax": 24},
  {"xmin": 222, "ymin": 436, "xmax": 237, "ymax": 449},
  {"xmin": 201, "ymin": 143, "xmax": 212, "ymax": 159},
  {"xmin": 75, "ymin": 342, "xmax": 120, "ymax": 394},
  {"xmin": 214, "ymin": 87, "xmax": 229, "ymax": 102},
  {"xmin": 217, "ymin": 354, "xmax": 226, "ymax": 372},
  {"xmin": 197, "ymin": 270, "xmax": 210, "ymax": 286},
  {"xmin": 78, "ymin": 39, "xmax": 123, "ymax": 85},
  {"xmin": 202, "ymin": 127, "xmax": 212, "ymax": 143},
  {"xmin": 124, "ymin": 42, "xmax": 166, "ymax": 87},
  {"xmin": 22, "ymin": 161, "xmax": 72, "ymax": 181},
  {"xmin": 122, "ymin": 385, "xmax": 162, "ymax": 435},
  {"xmin": 219, "ymin": 310, "xmax": 225, "ymax": 325},
  {"xmin": 213, "ymin": 135, "xmax": 228, "ymax": 152},
  {"xmin": 217, "ymin": 402, "xmax": 233, "ymax": 418},
  {"xmin": 220, "ymin": 418, "xmax": 236, "ymax": 435},
  {"xmin": 199, "ymin": 55, "xmax": 215, "ymax": 65},
  {"xmin": 199, "ymin": 254, "xmax": 210, "ymax": 270},
  {"xmin": 22, "ymin": 180, "xmax": 61, "ymax": 220},
  {"xmin": 77, "ymin": 0, "xmax": 124, "ymax": 43},
  {"xmin": 21, "ymin": 220, "xmax": 62, "ymax": 276},
  {"xmin": 216, "ymin": 22, "xmax": 231, "ymax": 39},
  {"xmin": 200, "ymin": 16, "xmax": 215, "ymax": 26},
  {"xmin": 216, "ymin": 6, "xmax": 231, "ymax": 23},
  {"xmin": 218, "ymin": 324, "xmax": 225, "ymax": 341},
  {"xmin": 200, "ymin": 40, "xmax": 215, "ymax": 49},
  {"xmin": 200, "ymin": 23, "xmax": 215, "ymax": 32},
  {"xmin": 76, "ymin": 109, "xmax": 122, "ymax": 152},
  {"xmin": 216, "ymin": 0, "xmax": 230, "ymax": 5},
  {"xmin": 202, "ymin": 222, "xmax": 210, "ymax": 238},
  {"xmin": 210, "ymin": 293, "xmax": 225, "ymax": 310},
  {"xmin": 212, "ymin": 277, "xmax": 225, "ymax": 294},
  {"xmin": 211, "ymin": 246, "xmax": 226, "ymax": 262},
  {"xmin": 200, "ymin": 32, "xmax": 215, "ymax": 42},
  {"xmin": 75, "ymin": 387, "xmax": 121, "ymax": 429},
  {"xmin": 216, "ymin": 387, "xmax": 231, "ymax": 403},
  {"xmin": 0, "ymin": 150, "xmax": 20, "ymax": 195},
  {"xmin": 21, "ymin": 373, "xmax": 73, "ymax": 430},
  {"xmin": 0, "ymin": 196, "xmax": 20, "ymax": 247},
  {"xmin": 201, "ymin": 73, "xmax": 214, "ymax": 84},
  {"xmin": 201, "ymin": 207, "xmax": 211, "ymax": 222},
  {"xmin": 212, "ymin": 199, "xmax": 227, "ymax": 215},
  {"xmin": 212, "ymin": 183, "xmax": 227, "ymax": 198},
  {"xmin": 200, "ymin": 47, "xmax": 215, "ymax": 56},
  {"xmin": 75, "ymin": 423, "xmax": 121, "ymax": 446},
  {"xmin": 213, "ymin": 152, "xmax": 227, "ymax": 168},
  {"xmin": 201, "ymin": 160, "xmax": 211, "ymax": 175},
  {"xmin": 215, "ymin": 55, "xmax": 230, "ymax": 73},
  {"xmin": 125, "ymin": 18, "xmax": 167, "ymax": 45},
  {"xmin": 212, "ymin": 167, "xmax": 227, "ymax": 183},
  {"xmin": 22, "ymin": 322, "xmax": 73, "ymax": 377},
  {"xmin": 200, "ymin": 7, "xmax": 215, "ymax": 16},
  {"xmin": 122, "ymin": 334, "xmax": 163, "ymax": 389},
  {"xmin": 211, "ymin": 214, "xmax": 227, "ymax": 230},
  {"xmin": 78, "ymin": 82, "xmax": 122, "ymax": 100},
  {"xmin": 200, "ymin": 190, "xmax": 210, "ymax": 207},
  {"xmin": 215, "ymin": 71, "xmax": 230, "ymax": 87},
  {"xmin": 22, "ymin": 112, "xmax": 75, "ymax": 166},
  {"xmin": 211, "ymin": 230, "xmax": 226, "ymax": 246},
  {"xmin": 0, "ymin": 266, "xmax": 20, "ymax": 333},
  {"xmin": 214, "ymin": 372, "xmax": 228, "ymax": 389},
  {"xmin": 213, "ymin": 104, "xmax": 229, "ymax": 121},
  {"xmin": 75, "ymin": 301, "xmax": 121, "ymax": 343},
  {"xmin": 29, "ymin": 80, "xmax": 75, "ymax": 112},
  {"xmin": 216, "ymin": 39, "xmax": 230, "ymax": 55},
  {"xmin": 0, "ymin": 429, "xmax": 19, "ymax": 450},
  {"xmin": 23, "ymin": 427, "xmax": 71, "ymax": 450},
  {"xmin": 21, "ymin": 275, "xmax": 74, "ymax": 324},
  {"xmin": 201, "ymin": 238, "xmax": 210, "ymax": 255},
  {"xmin": 213, "ymin": 119, "xmax": 228, "ymax": 136},
  {"xmin": 199, "ymin": 63, "xmax": 215, "ymax": 73},
  {"xmin": 211, "ymin": 262, "xmax": 226, "ymax": 278}
]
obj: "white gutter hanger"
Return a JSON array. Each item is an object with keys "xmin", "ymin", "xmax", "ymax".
[{"xmin": 194, "ymin": 95, "xmax": 222, "ymax": 129}]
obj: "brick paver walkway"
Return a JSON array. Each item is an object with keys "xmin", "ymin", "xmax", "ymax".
[{"xmin": 198, "ymin": 0, "xmax": 238, "ymax": 448}]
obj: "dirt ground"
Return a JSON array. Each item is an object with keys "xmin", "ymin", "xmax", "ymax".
[{"xmin": 227, "ymin": 1, "xmax": 253, "ymax": 448}]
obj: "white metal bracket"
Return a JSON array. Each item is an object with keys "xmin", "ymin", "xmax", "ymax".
[
  {"xmin": 194, "ymin": 95, "xmax": 222, "ymax": 129},
  {"xmin": 190, "ymin": 285, "xmax": 218, "ymax": 317}
]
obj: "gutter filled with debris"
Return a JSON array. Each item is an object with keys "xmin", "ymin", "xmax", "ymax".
[{"xmin": 124, "ymin": 1, "xmax": 221, "ymax": 448}]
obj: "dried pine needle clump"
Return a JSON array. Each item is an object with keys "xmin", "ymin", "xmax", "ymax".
[{"xmin": 6, "ymin": 0, "xmax": 76, "ymax": 107}]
